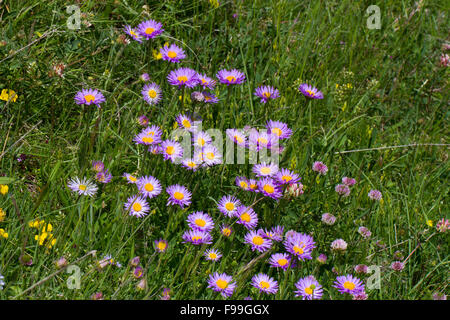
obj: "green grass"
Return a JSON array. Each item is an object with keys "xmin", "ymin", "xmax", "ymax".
[{"xmin": 0, "ymin": 0, "xmax": 448, "ymax": 300}]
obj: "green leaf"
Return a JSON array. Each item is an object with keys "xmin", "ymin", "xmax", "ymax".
[{"xmin": 0, "ymin": 177, "xmax": 15, "ymax": 185}]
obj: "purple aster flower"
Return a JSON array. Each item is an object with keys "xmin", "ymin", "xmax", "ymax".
[
  {"xmin": 253, "ymin": 162, "xmax": 279, "ymax": 177},
  {"xmin": 176, "ymin": 113, "xmax": 197, "ymax": 132},
  {"xmin": 218, "ymin": 195, "xmax": 241, "ymax": 218},
  {"xmin": 133, "ymin": 127, "xmax": 162, "ymax": 146},
  {"xmin": 133, "ymin": 266, "xmax": 144, "ymax": 279},
  {"xmin": 187, "ymin": 211, "xmax": 215, "ymax": 233},
  {"xmin": 207, "ymin": 272, "xmax": 236, "ymax": 298},
  {"xmin": 154, "ymin": 239, "xmax": 168, "ymax": 253},
  {"xmin": 201, "ymin": 145, "xmax": 222, "ymax": 167},
  {"xmin": 124, "ymin": 195, "xmax": 150, "ymax": 218},
  {"xmin": 321, "ymin": 213, "xmax": 337, "ymax": 225},
  {"xmin": 254, "ymin": 85, "xmax": 280, "ymax": 103},
  {"xmin": 244, "ymin": 230, "xmax": 272, "ymax": 252},
  {"xmin": 268, "ymin": 253, "xmax": 291, "ymax": 270},
  {"xmin": 298, "ymin": 83, "xmax": 324, "ymax": 99},
  {"xmin": 247, "ymin": 179, "xmax": 259, "ymax": 193},
  {"xmin": 141, "ymin": 82, "xmax": 162, "ymax": 105},
  {"xmin": 235, "ymin": 176, "xmax": 250, "ymax": 191},
  {"xmin": 166, "ymin": 184, "xmax": 191, "ymax": 208},
  {"xmin": 181, "ymin": 158, "xmax": 201, "ymax": 171},
  {"xmin": 284, "ymin": 232, "xmax": 316, "ymax": 261},
  {"xmin": 333, "ymin": 275, "xmax": 365, "ymax": 295},
  {"xmin": 335, "ymin": 184, "xmax": 351, "ymax": 197},
  {"xmin": 167, "ymin": 67, "xmax": 199, "ymax": 88},
  {"xmin": 248, "ymin": 129, "xmax": 278, "ymax": 151},
  {"xmin": 137, "ymin": 20, "xmax": 164, "ymax": 40},
  {"xmin": 124, "ymin": 25, "xmax": 143, "ymax": 43},
  {"xmin": 92, "ymin": 161, "xmax": 105, "ymax": 173},
  {"xmin": 74, "ymin": 88, "xmax": 105, "ymax": 106},
  {"xmin": 368, "ymin": 189, "xmax": 382, "ymax": 201},
  {"xmin": 317, "ymin": 254, "xmax": 327, "ymax": 264},
  {"xmin": 138, "ymin": 115, "xmax": 149, "ymax": 126},
  {"xmin": 140, "ymin": 73, "xmax": 150, "ymax": 82},
  {"xmin": 122, "ymin": 173, "xmax": 138, "ymax": 184},
  {"xmin": 226, "ymin": 129, "xmax": 247, "ymax": 147},
  {"xmin": 203, "ymin": 91, "xmax": 219, "ymax": 103},
  {"xmin": 197, "ymin": 73, "xmax": 216, "ymax": 90},
  {"xmin": 95, "ymin": 169, "xmax": 112, "ymax": 184},
  {"xmin": 137, "ymin": 176, "xmax": 162, "ymax": 199},
  {"xmin": 204, "ymin": 248, "xmax": 222, "ymax": 261},
  {"xmin": 342, "ymin": 177, "xmax": 356, "ymax": 186},
  {"xmin": 262, "ymin": 226, "xmax": 284, "ymax": 242},
  {"xmin": 294, "ymin": 275, "xmax": 323, "ymax": 300},
  {"xmin": 275, "ymin": 168, "xmax": 300, "ymax": 185},
  {"xmin": 235, "ymin": 206, "xmax": 258, "ymax": 230},
  {"xmin": 251, "ymin": 273, "xmax": 278, "ymax": 294},
  {"xmin": 391, "ymin": 261, "xmax": 405, "ymax": 271},
  {"xmin": 216, "ymin": 69, "xmax": 245, "ymax": 85},
  {"xmin": 312, "ymin": 161, "xmax": 328, "ymax": 175},
  {"xmin": 258, "ymin": 177, "xmax": 283, "ymax": 199},
  {"xmin": 192, "ymin": 131, "xmax": 212, "ymax": 148},
  {"xmin": 330, "ymin": 239, "xmax": 348, "ymax": 252},
  {"xmin": 182, "ymin": 229, "xmax": 212, "ymax": 245},
  {"xmin": 358, "ymin": 226, "xmax": 372, "ymax": 239},
  {"xmin": 266, "ymin": 120, "xmax": 292, "ymax": 140},
  {"xmin": 220, "ymin": 224, "xmax": 233, "ymax": 237},
  {"xmin": 160, "ymin": 44, "xmax": 186, "ymax": 63},
  {"xmin": 67, "ymin": 177, "xmax": 98, "ymax": 197},
  {"xmin": 161, "ymin": 140, "xmax": 183, "ymax": 163}
]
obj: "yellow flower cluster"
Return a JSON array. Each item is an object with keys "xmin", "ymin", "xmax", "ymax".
[
  {"xmin": 0, "ymin": 185, "xmax": 8, "ymax": 195},
  {"xmin": 0, "ymin": 228, "xmax": 8, "ymax": 239},
  {"xmin": 29, "ymin": 219, "xmax": 56, "ymax": 249},
  {"xmin": 152, "ymin": 42, "xmax": 169, "ymax": 60},
  {"xmin": 0, "ymin": 89, "xmax": 18, "ymax": 102},
  {"xmin": 0, "ymin": 208, "xmax": 5, "ymax": 222}
]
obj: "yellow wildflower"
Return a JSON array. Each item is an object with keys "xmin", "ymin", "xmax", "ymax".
[
  {"xmin": 0, "ymin": 184, "xmax": 8, "ymax": 195},
  {"xmin": 426, "ymin": 220, "xmax": 433, "ymax": 227},
  {"xmin": 0, "ymin": 208, "xmax": 5, "ymax": 222},
  {"xmin": 0, "ymin": 89, "xmax": 18, "ymax": 102},
  {"xmin": 0, "ymin": 228, "xmax": 8, "ymax": 239}
]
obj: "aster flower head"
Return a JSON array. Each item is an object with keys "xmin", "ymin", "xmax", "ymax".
[
  {"xmin": 68, "ymin": 177, "xmax": 98, "ymax": 197},
  {"xmin": 182, "ymin": 229, "xmax": 212, "ymax": 245},
  {"xmin": 176, "ymin": 114, "xmax": 197, "ymax": 132},
  {"xmin": 138, "ymin": 115, "xmax": 149, "ymax": 126},
  {"xmin": 391, "ymin": 261, "xmax": 405, "ymax": 271},
  {"xmin": 220, "ymin": 224, "xmax": 233, "ymax": 237},
  {"xmin": 200, "ymin": 145, "xmax": 222, "ymax": 167},
  {"xmin": 268, "ymin": 253, "xmax": 291, "ymax": 270},
  {"xmin": 161, "ymin": 140, "xmax": 183, "ymax": 163},
  {"xmin": 244, "ymin": 230, "xmax": 272, "ymax": 252},
  {"xmin": 254, "ymin": 85, "xmax": 280, "ymax": 103},
  {"xmin": 358, "ymin": 226, "xmax": 372, "ymax": 239},
  {"xmin": 167, "ymin": 67, "xmax": 199, "ymax": 88},
  {"xmin": 342, "ymin": 177, "xmax": 356, "ymax": 186},
  {"xmin": 275, "ymin": 168, "xmax": 300, "ymax": 185},
  {"xmin": 133, "ymin": 266, "xmax": 144, "ymax": 279},
  {"xmin": 248, "ymin": 179, "xmax": 259, "ymax": 193},
  {"xmin": 91, "ymin": 161, "xmax": 105, "ymax": 173},
  {"xmin": 141, "ymin": 82, "xmax": 162, "ymax": 105},
  {"xmin": 235, "ymin": 176, "xmax": 250, "ymax": 191},
  {"xmin": 226, "ymin": 129, "xmax": 247, "ymax": 147},
  {"xmin": 160, "ymin": 43, "xmax": 186, "ymax": 63},
  {"xmin": 262, "ymin": 226, "xmax": 284, "ymax": 242},
  {"xmin": 181, "ymin": 158, "xmax": 201, "ymax": 172},
  {"xmin": 294, "ymin": 276, "xmax": 323, "ymax": 300},
  {"xmin": 251, "ymin": 273, "xmax": 278, "ymax": 294},
  {"xmin": 166, "ymin": 184, "xmax": 191, "ymax": 208},
  {"xmin": 334, "ymin": 275, "xmax": 365, "ymax": 295},
  {"xmin": 235, "ymin": 206, "xmax": 258, "ymax": 230},
  {"xmin": 197, "ymin": 73, "xmax": 216, "ymax": 90},
  {"xmin": 312, "ymin": 161, "xmax": 328, "ymax": 175},
  {"xmin": 137, "ymin": 19, "xmax": 164, "ymax": 39},
  {"xmin": 154, "ymin": 239, "xmax": 168, "ymax": 253},
  {"xmin": 204, "ymin": 248, "xmax": 222, "ymax": 261},
  {"xmin": 187, "ymin": 211, "xmax": 215, "ymax": 233},
  {"xmin": 137, "ymin": 176, "xmax": 162, "ymax": 199},
  {"xmin": 368, "ymin": 189, "xmax": 382, "ymax": 201},
  {"xmin": 284, "ymin": 232, "xmax": 316, "ymax": 260},
  {"xmin": 248, "ymin": 129, "xmax": 278, "ymax": 151},
  {"xmin": 133, "ymin": 127, "xmax": 162, "ymax": 146},
  {"xmin": 203, "ymin": 91, "xmax": 219, "ymax": 104},
  {"xmin": 207, "ymin": 272, "xmax": 236, "ymax": 298},
  {"xmin": 140, "ymin": 73, "xmax": 150, "ymax": 82},
  {"xmin": 253, "ymin": 162, "xmax": 279, "ymax": 177},
  {"xmin": 258, "ymin": 177, "xmax": 283, "ymax": 199},
  {"xmin": 321, "ymin": 213, "xmax": 337, "ymax": 225},
  {"xmin": 218, "ymin": 195, "xmax": 241, "ymax": 217},
  {"xmin": 192, "ymin": 131, "xmax": 212, "ymax": 148},
  {"xmin": 95, "ymin": 169, "xmax": 112, "ymax": 184},
  {"xmin": 335, "ymin": 184, "xmax": 351, "ymax": 197},
  {"xmin": 331, "ymin": 238, "xmax": 348, "ymax": 252},
  {"xmin": 298, "ymin": 83, "xmax": 324, "ymax": 99},
  {"xmin": 124, "ymin": 195, "xmax": 150, "ymax": 218},
  {"xmin": 216, "ymin": 69, "xmax": 246, "ymax": 85},
  {"xmin": 123, "ymin": 173, "xmax": 139, "ymax": 184},
  {"xmin": 124, "ymin": 25, "xmax": 143, "ymax": 43},
  {"xmin": 74, "ymin": 88, "xmax": 105, "ymax": 106}
]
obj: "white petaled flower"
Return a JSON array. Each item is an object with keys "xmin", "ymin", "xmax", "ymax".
[{"xmin": 68, "ymin": 177, "xmax": 98, "ymax": 197}]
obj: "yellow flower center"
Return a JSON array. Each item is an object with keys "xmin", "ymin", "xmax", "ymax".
[
  {"xmin": 79, "ymin": 184, "xmax": 87, "ymax": 191},
  {"xmin": 182, "ymin": 119, "xmax": 191, "ymax": 128},
  {"xmin": 142, "ymin": 136, "xmax": 154, "ymax": 144},
  {"xmin": 132, "ymin": 203, "xmax": 142, "ymax": 212},
  {"xmin": 174, "ymin": 192, "xmax": 184, "ymax": 200},
  {"xmin": 240, "ymin": 181, "xmax": 248, "ymax": 189},
  {"xmin": 278, "ymin": 258, "xmax": 288, "ymax": 266},
  {"xmin": 166, "ymin": 146, "xmax": 175, "ymax": 155},
  {"xmin": 226, "ymin": 75, "xmax": 236, "ymax": 82},
  {"xmin": 305, "ymin": 287, "xmax": 313, "ymax": 295},
  {"xmin": 257, "ymin": 137, "xmax": 268, "ymax": 144},
  {"xmin": 201, "ymin": 79, "xmax": 207, "ymax": 84},
  {"xmin": 84, "ymin": 94, "xmax": 95, "ymax": 103},
  {"xmin": 144, "ymin": 183, "xmax": 154, "ymax": 192},
  {"xmin": 293, "ymin": 246, "xmax": 304, "ymax": 255},
  {"xmin": 343, "ymin": 281, "xmax": 355, "ymax": 290},
  {"xmin": 225, "ymin": 202, "xmax": 235, "ymax": 211},
  {"xmin": 259, "ymin": 281, "xmax": 270, "ymax": 289},
  {"xmin": 187, "ymin": 161, "xmax": 197, "ymax": 168},
  {"xmin": 192, "ymin": 235, "xmax": 202, "ymax": 242},
  {"xmin": 158, "ymin": 241, "xmax": 166, "ymax": 251},
  {"xmin": 167, "ymin": 51, "xmax": 177, "ymax": 58},
  {"xmin": 209, "ymin": 253, "xmax": 217, "ymax": 259},
  {"xmin": 272, "ymin": 127, "xmax": 282, "ymax": 136},
  {"xmin": 263, "ymin": 92, "xmax": 271, "ymax": 98},
  {"xmin": 252, "ymin": 236, "xmax": 264, "ymax": 246},
  {"xmin": 145, "ymin": 27, "xmax": 155, "ymax": 35},
  {"xmin": 177, "ymin": 75, "xmax": 188, "ymax": 83},
  {"xmin": 263, "ymin": 184, "xmax": 274, "ymax": 194},
  {"xmin": 250, "ymin": 183, "xmax": 257, "ymax": 190},
  {"xmin": 198, "ymin": 138, "xmax": 205, "ymax": 146},
  {"xmin": 216, "ymin": 279, "xmax": 228, "ymax": 289},
  {"xmin": 235, "ymin": 135, "xmax": 244, "ymax": 143},
  {"xmin": 306, "ymin": 90, "xmax": 315, "ymax": 97},
  {"xmin": 129, "ymin": 176, "xmax": 137, "ymax": 182},
  {"xmin": 260, "ymin": 167, "xmax": 271, "ymax": 175},
  {"xmin": 281, "ymin": 175, "xmax": 292, "ymax": 182},
  {"xmin": 195, "ymin": 219, "xmax": 206, "ymax": 227},
  {"xmin": 148, "ymin": 89, "xmax": 157, "ymax": 98},
  {"xmin": 240, "ymin": 212, "xmax": 251, "ymax": 222},
  {"xmin": 222, "ymin": 228, "xmax": 231, "ymax": 236},
  {"xmin": 206, "ymin": 152, "xmax": 215, "ymax": 160}
]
